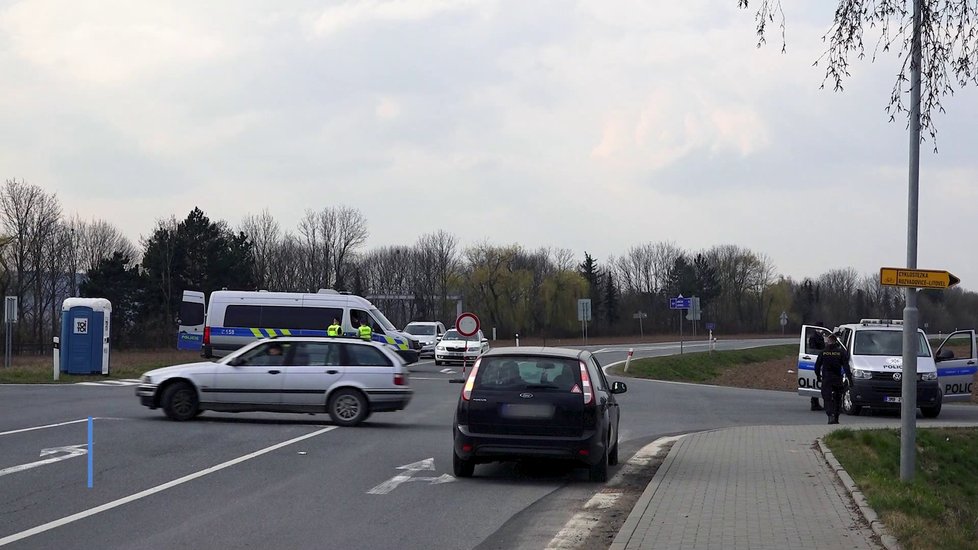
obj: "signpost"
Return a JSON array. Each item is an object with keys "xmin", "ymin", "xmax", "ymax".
[
  {"xmin": 632, "ymin": 311, "xmax": 647, "ymax": 337},
  {"xmin": 880, "ymin": 267, "xmax": 959, "ymax": 289},
  {"xmin": 779, "ymin": 311, "xmax": 788, "ymax": 335},
  {"xmin": 880, "ymin": 266, "xmax": 961, "ymax": 481},
  {"xmin": 669, "ymin": 295, "xmax": 691, "ymax": 354},
  {"xmin": 577, "ymin": 299, "xmax": 592, "ymax": 345},
  {"xmin": 455, "ymin": 312, "xmax": 480, "ymax": 379}
]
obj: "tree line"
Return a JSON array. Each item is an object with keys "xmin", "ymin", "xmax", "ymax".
[{"xmin": 3, "ymin": 179, "xmax": 976, "ymax": 352}]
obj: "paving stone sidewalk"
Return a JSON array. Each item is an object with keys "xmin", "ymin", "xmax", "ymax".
[{"xmin": 610, "ymin": 425, "xmax": 878, "ymax": 550}]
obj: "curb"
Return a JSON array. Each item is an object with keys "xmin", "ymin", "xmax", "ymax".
[{"xmin": 817, "ymin": 437, "xmax": 901, "ymax": 550}]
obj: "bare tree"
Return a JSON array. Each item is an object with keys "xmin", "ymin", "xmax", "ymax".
[
  {"xmin": 240, "ymin": 209, "xmax": 281, "ymax": 290},
  {"xmin": 331, "ymin": 206, "xmax": 368, "ymax": 290},
  {"xmin": 739, "ymin": 0, "xmax": 978, "ymax": 145},
  {"xmin": 76, "ymin": 218, "xmax": 138, "ymax": 274}
]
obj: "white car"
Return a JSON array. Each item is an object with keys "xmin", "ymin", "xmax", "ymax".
[
  {"xmin": 136, "ymin": 337, "xmax": 412, "ymax": 426},
  {"xmin": 404, "ymin": 321, "xmax": 446, "ymax": 357},
  {"xmin": 434, "ymin": 329, "xmax": 489, "ymax": 366}
]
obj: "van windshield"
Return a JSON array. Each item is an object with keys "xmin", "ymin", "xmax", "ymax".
[
  {"xmin": 853, "ymin": 330, "xmax": 930, "ymax": 358},
  {"xmin": 405, "ymin": 325, "xmax": 437, "ymax": 336},
  {"xmin": 370, "ymin": 308, "xmax": 397, "ymax": 332}
]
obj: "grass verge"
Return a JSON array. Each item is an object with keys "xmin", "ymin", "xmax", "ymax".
[
  {"xmin": 824, "ymin": 428, "xmax": 978, "ymax": 550},
  {"xmin": 0, "ymin": 349, "xmax": 207, "ymax": 384},
  {"xmin": 610, "ymin": 344, "xmax": 796, "ymax": 382}
]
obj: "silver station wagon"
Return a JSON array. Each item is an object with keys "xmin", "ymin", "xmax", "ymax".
[{"xmin": 137, "ymin": 337, "xmax": 412, "ymax": 426}]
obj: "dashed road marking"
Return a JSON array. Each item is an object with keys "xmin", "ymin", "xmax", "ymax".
[{"xmin": 75, "ymin": 379, "xmax": 141, "ymax": 387}]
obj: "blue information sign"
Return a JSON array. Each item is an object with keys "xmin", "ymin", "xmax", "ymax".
[
  {"xmin": 706, "ymin": 322, "xmax": 716, "ymax": 331},
  {"xmin": 669, "ymin": 296, "xmax": 692, "ymax": 310}
]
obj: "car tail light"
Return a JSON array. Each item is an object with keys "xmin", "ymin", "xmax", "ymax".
[
  {"xmin": 579, "ymin": 361, "xmax": 594, "ymax": 406},
  {"xmin": 394, "ymin": 372, "xmax": 407, "ymax": 386},
  {"xmin": 203, "ymin": 326, "xmax": 211, "ymax": 345},
  {"xmin": 461, "ymin": 358, "xmax": 482, "ymax": 401}
]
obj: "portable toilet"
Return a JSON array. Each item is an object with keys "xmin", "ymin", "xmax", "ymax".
[{"xmin": 60, "ymin": 298, "xmax": 112, "ymax": 375}]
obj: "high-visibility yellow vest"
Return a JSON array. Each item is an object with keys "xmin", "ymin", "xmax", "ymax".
[
  {"xmin": 327, "ymin": 324, "xmax": 342, "ymax": 337},
  {"xmin": 358, "ymin": 325, "xmax": 372, "ymax": 341}
]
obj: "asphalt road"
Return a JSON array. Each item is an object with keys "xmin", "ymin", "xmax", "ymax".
[{"xmin": 3, "ymin": 338, "xmax": 978, "ymax": 549}]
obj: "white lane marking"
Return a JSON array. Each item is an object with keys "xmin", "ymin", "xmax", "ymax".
[
  {"xmin": 0, "ymin": 418, "xmax": 91, "ymax": 437},
  {"xmin": 367, "ymin": 457, "xmax": 456, "ymax": 495},
  {"xmin": 439, "ymin": 368, "xmax": 457, "ymax": 374},
  {"xmin": 0, "ymin": 426, "xmax": 337, "ymax": 547},
  {"xmin": 545, "ymin": 434, "xmax": 687, "ymax": 550},
  {"xmin": 0, "ymin": 445, "xmax": 88, "ymax": 478}
]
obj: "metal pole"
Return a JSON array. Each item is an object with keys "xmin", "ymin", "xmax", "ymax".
[
  {"xmin": 639, "ymin": 316, "xmax": 644, "ymax": 338},
  {"xmin": 900, "ymin": 0, "xmax": 923, "ymax": 483},
  {"xmin": 679, "ymin": 311, "xmax": 684, "ymax": 355}
]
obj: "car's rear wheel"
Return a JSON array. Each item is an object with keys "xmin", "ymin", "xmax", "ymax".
[
  {"xmin": 589, "ymin": 447, "xmax": 609, "ymax": 482},
  {"xmin": 328, "ymin": 389, "xmax": 369, "ymax": 427},
  {"xmin": 453, "ymin": 451, "xmax": 475, "ymax": 478},
  {"xmin": 161, "ymin": 382, "xmax": 198, "ymax": 421}
]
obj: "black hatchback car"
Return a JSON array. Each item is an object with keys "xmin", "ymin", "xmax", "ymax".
[{"xmin": 451, "ymin": 347, "xmax": 626, "ymax": 482}]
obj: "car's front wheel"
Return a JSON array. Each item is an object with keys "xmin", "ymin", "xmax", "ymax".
[
  {"xmin": 161, "ymin": 382, "xmax": 199, "ymax": 421},
  {"xmin": 608, "ymin": 436, "xmax": 619, "ymax": 466},
  {"xmin": 328, "ymin": 388, "xmax": 369, "ymax": 427}
]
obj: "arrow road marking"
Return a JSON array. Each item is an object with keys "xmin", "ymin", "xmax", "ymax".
[
  {"xmin": 439, "ymin": 368, "xmax": 457, "ymax": 374},
  {"xmin": 367, "ymin": 458, "xmax": 456, "ymax": 494},
  {"xmin": 0, "ymin": 444, "xmax": 88, "ymax": 478}
]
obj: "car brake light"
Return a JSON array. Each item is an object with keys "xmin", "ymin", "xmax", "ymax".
[
  {"xmin": 394, "ymin": 372, "xmax": 407, "ymax": 386},
  {"xmin": 461, "ymin": 358, "xmax": 482, "ymax": 401},
  {"xmin": 579, "ymin": 361, "xmax": 594, "ymax": 406},
  {"xmin": 203, "ymin": 326, "xmax": 211, "ymax": 345}
]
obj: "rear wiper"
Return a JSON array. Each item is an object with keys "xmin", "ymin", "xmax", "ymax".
[{"xmin": 524, "ymin": 384, "xmax": 558, "ymax": 389}]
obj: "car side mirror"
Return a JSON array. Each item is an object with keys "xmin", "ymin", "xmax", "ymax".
[
  {"xmin": 936, "ymin": 348, "xmax": 954, "ymax": 361},
  {"xmin": 610, "ymin": 381, "xmax": 628, "ymax": 394},
  {"xmin": 228, "ymin": 357, "xmax": 244, "ymax": 366},
  {"xmin": 481, "ymin": 338, "xmax": 488, "ymax": 344},
  {"xmin": 436, "ymin": 336, "xmax": 442, "ymax": 341}
]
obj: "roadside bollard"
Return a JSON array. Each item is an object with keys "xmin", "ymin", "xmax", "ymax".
[
  {"xmin": 53, "ymin": 336, "xmax": 60, "ymax": 381},
  {"xmin": 624, "ymin": 348, "xmax": 634, "ymax": 372},
  {"xmin": 515, "ymin": 333, "xmax": 520, "ymax": 347}
]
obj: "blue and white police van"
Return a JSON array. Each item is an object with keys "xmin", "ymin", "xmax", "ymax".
[
  {"xmin": 797, "ymin": 319, "xmax": 976, "ymax": 418},
  {"xmin": 177, "ymin": 289, "xmax": 420, "ymax": 363}
]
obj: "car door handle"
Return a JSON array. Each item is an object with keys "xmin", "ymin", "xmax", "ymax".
[
  {"xmin": 803, "ymin": 356, "xmax": 812, "ymax": 360},
  {"xmin": 268, "ymin": 370, "xmax": 281, "ymax": 375},
  {"xmin": 326, "ymin": 370, "xmax": 339, "ymax": 375},
  {"xmin": 968, "ymin": 361, "xmax": 976, "ymax": 365}
]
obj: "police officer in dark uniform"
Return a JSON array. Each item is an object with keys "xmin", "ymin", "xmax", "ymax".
[{"xmin": 814, "ymin": 332, "xmax": 852, "ymax": 424}]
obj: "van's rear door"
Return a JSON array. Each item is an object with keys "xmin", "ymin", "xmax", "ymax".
[
  {"xmin": 177, "ymin": 290, "xmax": 206, "ymax": 351},
  {"xmin": 935, "ymin": 330, "xmax": 977, "ymax": 402},
  {"xmin": 798, "ymin": 325, "xmax": 831, "ymax": 397}
]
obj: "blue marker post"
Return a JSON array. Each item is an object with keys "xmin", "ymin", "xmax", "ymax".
[{"xmin": 87, "ymin": 417, "xmax": 93, "ymax": 489}]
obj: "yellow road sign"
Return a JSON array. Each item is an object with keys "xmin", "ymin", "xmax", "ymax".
[{"xmin": 880, "ymin": 267, "xmax": 961, "ymax": 289}]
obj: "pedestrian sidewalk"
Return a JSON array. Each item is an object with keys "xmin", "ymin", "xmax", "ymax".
[{"xmin": 610, "ymin": 425, "xmax": 878, "ymax": 550}]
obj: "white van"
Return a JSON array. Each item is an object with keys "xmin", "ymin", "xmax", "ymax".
[
  {"xmin": 179, "ymin": 289, "xmax": 420, "ymax": 363},
  {"xmin": 797, "ymin": 319, "xmax": 976, "ymax": 418}
]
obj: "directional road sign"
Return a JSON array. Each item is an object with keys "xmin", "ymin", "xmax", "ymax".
[
  {"xmin": 880, "ymin": 267, "xmax": 960, "ymax": 289},
  {"xmin": 669, "ymin": 296, "xmax": 692, "ymax": 310},
  {"xmin": 632, "ymin": 312, "xmax": 648, "ymax": 319},
  {"xmin": 577, "ymin": 299, "xmax": 592, "ymax": 322}
]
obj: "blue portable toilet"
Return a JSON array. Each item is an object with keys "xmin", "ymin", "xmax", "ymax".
[{"xmin": 60, "ymin": 298, "xmax": 112, "ymax": 375}]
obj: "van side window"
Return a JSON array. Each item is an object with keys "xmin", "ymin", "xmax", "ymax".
[
  {"xmin": 225, "ymin": 305, "xmax": 261, "ymax": 328},
  {"xmin": 343, "ymin": 344, "xmax": 392, "ymax": 367},
  {"xmin": 351, "ymin": 309, "xmax": 386, "ymax": 335}
]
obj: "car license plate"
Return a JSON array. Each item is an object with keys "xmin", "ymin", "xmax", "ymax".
[
  {"xmin": 884, "ymin": 396, "xmax": 902, "ymax": 403},
  {"xmin": 501, "ymin": 404, "xmax": 554, "ymax": 419}
]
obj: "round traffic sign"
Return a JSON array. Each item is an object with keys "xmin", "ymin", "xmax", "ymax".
[{"xmin": 455, "ymin": 312, "xmax": 480, "ymax": 337}]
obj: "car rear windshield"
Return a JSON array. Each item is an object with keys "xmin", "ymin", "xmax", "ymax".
[
  {"xmin": 474, "ymin": 357, "xmax": 581, "ymax": 391},
  {"xmin": 405, "ymin": 325, "xmax": 437, "ymax": 336},
  {"xmin": 853, "ymin": 330, "xmax": 930, "ymax": 358}
]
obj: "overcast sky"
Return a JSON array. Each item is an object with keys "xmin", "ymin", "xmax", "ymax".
[{"xmin": 1, "ymin": 1, "xmax": 975, "ymax": 289}]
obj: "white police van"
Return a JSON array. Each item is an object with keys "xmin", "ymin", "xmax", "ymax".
[
  {"xmin": 797, "ymin": 319, "xmax": 977, "ymax": 418},
  {"xmin": 178, "ymin": 289, "xmax": 420, "ymax": 363}
]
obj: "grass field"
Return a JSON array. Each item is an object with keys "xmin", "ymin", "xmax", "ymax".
[
  {"xmin": 609, "ymin": 345, "xmax": 797, "ymax": 382},
  {"xmin": 824, "ymin": 428, "xmax": 978, "ymax": 550},
  {"xmin": 0, "ymin": 349, "xmax": 206, "ymax": 384}
]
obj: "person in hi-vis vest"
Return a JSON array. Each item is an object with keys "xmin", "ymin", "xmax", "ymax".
[
  {"xmin": 356, "ymin": 317, "xmax": 372, "ymax": 341},
  {"xmin": 327, "ymin": 318, "xmax": 342, "ymax": 337}
]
